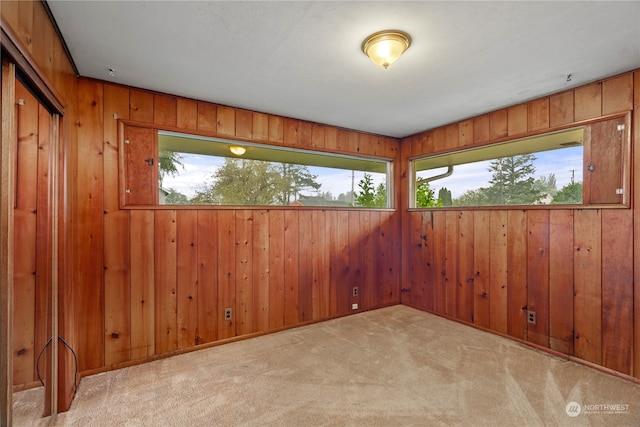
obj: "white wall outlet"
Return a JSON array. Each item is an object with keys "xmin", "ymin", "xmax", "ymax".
[{"xmin": 352, "ymin": 303, "xmax": 359, "ymax": 310}]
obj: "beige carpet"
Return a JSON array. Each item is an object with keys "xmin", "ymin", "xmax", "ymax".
[{"xmin": 13, "ymin": 305, "xmax": 640, "ymax": 426}]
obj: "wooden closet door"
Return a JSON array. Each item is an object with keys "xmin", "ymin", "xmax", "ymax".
[{"xmin": 13, "ymin": 78, "xmax": 55, "ymax": 414}]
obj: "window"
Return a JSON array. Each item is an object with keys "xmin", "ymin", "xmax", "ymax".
[
  {"xmin": 121, "ymin": 126, "xmax": 392, "ymax": 208},
  {"xmin": 409, "ymin": 115, "xmax": 629, "ymax": 208}
]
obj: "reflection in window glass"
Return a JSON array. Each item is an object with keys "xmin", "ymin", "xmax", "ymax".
[
  {"xmin": 158, "ymin": 132, "xmax": 391, "ymax": 207},
  {"xmin": 411, "ymin": 128, "xmax": 584, "ymax": 208}
]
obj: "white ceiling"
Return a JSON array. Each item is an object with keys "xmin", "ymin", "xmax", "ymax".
[{"xmin": 47, "ymin": 1, "xmax": 640, "ymax": 138}]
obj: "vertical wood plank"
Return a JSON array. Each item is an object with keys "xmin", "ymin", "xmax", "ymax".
[
  {"xmin": 432, "ymin": 211, "xmax": 447, "ymax": 314},
  {"xmin": 268, "ymin": 116, "xmax": 283, "ymax": 144},
  {"xmin": 348, "ymin": 211, "xmax": 364, "ymax": 312},
  {"xmin": 129, "ymin": 89, "xmax": 153, "ymax": 123},
  {"xmin": 284, "ymin": 210, "xmax": 299, "ymax": 325},
  {"xmin": 573, "ymin": 209, "xmax": 602, "ymax": 364},
  {"xmin": 217, "ymin": 210, "xmax": 236, "ymax": 339},
  {"xmin": 324, "ymin": 127, "xmax": 337, "ymax": 151},
  {"xmin": 367, "ymin": 211, "xmax": 381, "ymax": 309},
  {"xmin": 268, "ymin": 210, "xmax": 285, "ymax": 328},
  {"xmin": 457, "ymin": 211, "xmax": 474, "ymax": 323},
  {"xmin": 489, "ymin": 211, "xmax": 508, "ymax": 334},
  {"xmin": 153, "ymin": 94, "xmax": 177, "ymax": 127},
  {"xmin": 129, "ymin": 211, "xmax": 155, "ymax": 360},
  {"xmin": 527, "ymin": 97, "xmax": 550, "ymax": 132},
  {"xmin": 176, "ymin": 98, "xmax": 197, "ymax": 130},
  {"xmin": 196, "ymin": 211, "xmax": 218, "ymax": 344},
  {"xmin": 235, "ymin": 109, "xmax": 253, "ymax": 139},
  {"xmin": 252, "ymin": 113, "xmax": 269, "ymax": 142},
  {"xmin": 458, "ymin": 119, "xmax": 473, "ymax": 147},
  {"xmin": 34, "ymin": 104, "xmax": 51, "ymax": 388},
  {"xmin": 407, "ymin": 212, "xmax": 425, "ymax": 307},
  {"xmin": 335, "ymin": 211, "xmax": 350, "ymax": 314},
  {"xmin": 601, "ymin": 210, "xmax": 633, "ymax": 374},
  {"xmin": 176, "ymin": 210, "xmax": 198, "ymax": 349},
  {"xmin": 103, "ymin": 84, "xmax": 129, "ymax": 209},
  {"xmin": 358, "ymin": 210, "xmax": 372, "ymax": 310},
  {"xmin": 443, "ymin": 124, "xmax": 458, "ymax": 151},
  {"xmin": 298, "ymin": 211, "xmax": 313, "ymax": 320},
  {"xmin": 311, "ymin": 210, "xmax": 328, "ymax": 319},
  {"xmin": 299, "ymin": 122, "xmax": 312, "ymax": 148},
  {"xmin": 549, "ymin": 210, "xmax": 574, "ymax": 355},
  {"xmin": 574, "ymin": 83, "xmax": 602, "ymax": 121},
  {"xmin": 602, "ymin": 73, "xmax": 633, "ymax": 115},
  {"xmin": 283, "ymin": 119, "xmax": 299, "ymax": 147},
  {"xmin": 421, "ymin": 211, "xmax": 435, "ymax": 311},
  {"xmin": 444, "ymin": 211, "xmax": 459, "ymax": 317},
  {"xmin": 197, "ymin": 102, "xmax": 217, "ymax": 133},
  {"xmin": 473, "ymin": 115, "xmax": 490, "ymax": 144},
  {"xmin": 252, "ymin": 210, "xmax": 270, "ymax": 332},
  {"xmin": 526, "ymin": 210, "xmax": 550, "ymax": 347},
  {"xmin": 380, "ymin": 211, "xmax": 399, "ymax": 306},
  {"xmin": 103, "ymin": 84, "xmax": 131, "ymax": 366},
  {"xmin": 473, "ymin": 211, "xmax": 491, "ymax": 327},
  {"xmin": 409, "ymin": 135, "xmax": 423, "ymax": 158},
  {"xmin": 326, "ymin": 210, "xmax": 339, "ymax": 316},
  {"xmin": 507, "ymin": 210, "xmax": 527, "ymax": 340},
  {"xmin": 75, "ymin": 79, "xmax": 105, "ymax": 370},
  {"xmin": 154, "ymin": 210, "xmax": 177, "ymax": 355},
  {"xmin": 347, "ymin": 132, "xmax": 359, "ymax": 153},
  {"xmin": 489, "ymin": 109, "xmax": 508, "ymax": 140},
  {"xmin": 507, "ymin": 104, "xmax": 527, "ymax": 136},
  {"xmin": 235, "ymin": 210, "xmax": 254, "ymax": 335},
  {"xmin": 311, "ymin": 124, "xmax": 325, "ymax": 149},
  {"xmin": 13, "ymin": 82, "xmax": 38, "ymax": 384},
  {"xmin": 16, "ymin": 1, "xmax": 34, "ymax": 54},
  {"xmin": 103, "ymin": 210, "xmax": 130, "ymax": 365},
  {"xmin": 549, "ymin": 91, "xmax": 574, "ymax": 127},
  {"xmin": 336, "ymin": 129, "xmax": 349, "ymax": 153},
  {"xmin": 216, "ymin": 106, "xmax": 236, "ymax": 136}
]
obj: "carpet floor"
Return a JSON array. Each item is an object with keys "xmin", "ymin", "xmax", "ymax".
[{"xmin": 13, "ymin": 305, "xmax": 640, "ymax": 426}]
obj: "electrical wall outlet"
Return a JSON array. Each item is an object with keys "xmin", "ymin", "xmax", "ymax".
[
  {"xmin": 352, "ymin": 303, "xmax": 359, "ymax": 310},
  {"xmin": 352, "ymin": 286, "xmax": 359, "ymax": 297},
  {"xmin": 224, "ymin": 308, "xmax": 232, "ymax": 321},
  {"xmin": 527, "ymin": 310, "xmax": 536, "ymax": 324}
]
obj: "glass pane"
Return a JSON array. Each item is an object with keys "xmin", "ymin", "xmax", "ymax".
[
  {"xmin": 158, "ymin": 132, "xmax": 390, "ymax": 208},
  {"xmin": 412, "ymin": 128, "xmax": 584, "ymax": 207}
]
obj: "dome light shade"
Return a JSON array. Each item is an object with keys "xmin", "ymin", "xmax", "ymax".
[
  {"xmin": 362, "ymin": 30, "xmax": 411, "ymax": 69},
  {"xmin": 229, "ymin": 146, "xmax": 246, "ymax": 156}
]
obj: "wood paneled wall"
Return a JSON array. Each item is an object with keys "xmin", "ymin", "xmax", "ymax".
[
  {"xmin": 401, "ymin": 71, "xmax": 639, "ymax": 379},
  {"xmin": 3, "ymin": 4, "xmax": 639, "ymax": 418},
  {"xmin": 74, "ymin": 79, "xmax": 402, "ymax": 373},
  {"xmin": 2, "ymin": 0, "xmax": 79, "ymax": 414}
]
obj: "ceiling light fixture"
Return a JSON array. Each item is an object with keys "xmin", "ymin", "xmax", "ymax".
[
  {"xmin": 229, "ymin": 146, "xmax": 246, "ymax": 156},
  {"xmin": 362, "ymin": 30, "xmax": 411, "ymax": 69}
]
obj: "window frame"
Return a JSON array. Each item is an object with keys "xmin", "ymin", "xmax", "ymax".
[
  {"xmin": 118, "ymin": 121, "xmax": 395, "ymax": 210},
  {"xmin": 408, "ymin": 112, "xmax": 631, "ymax": 210}
]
